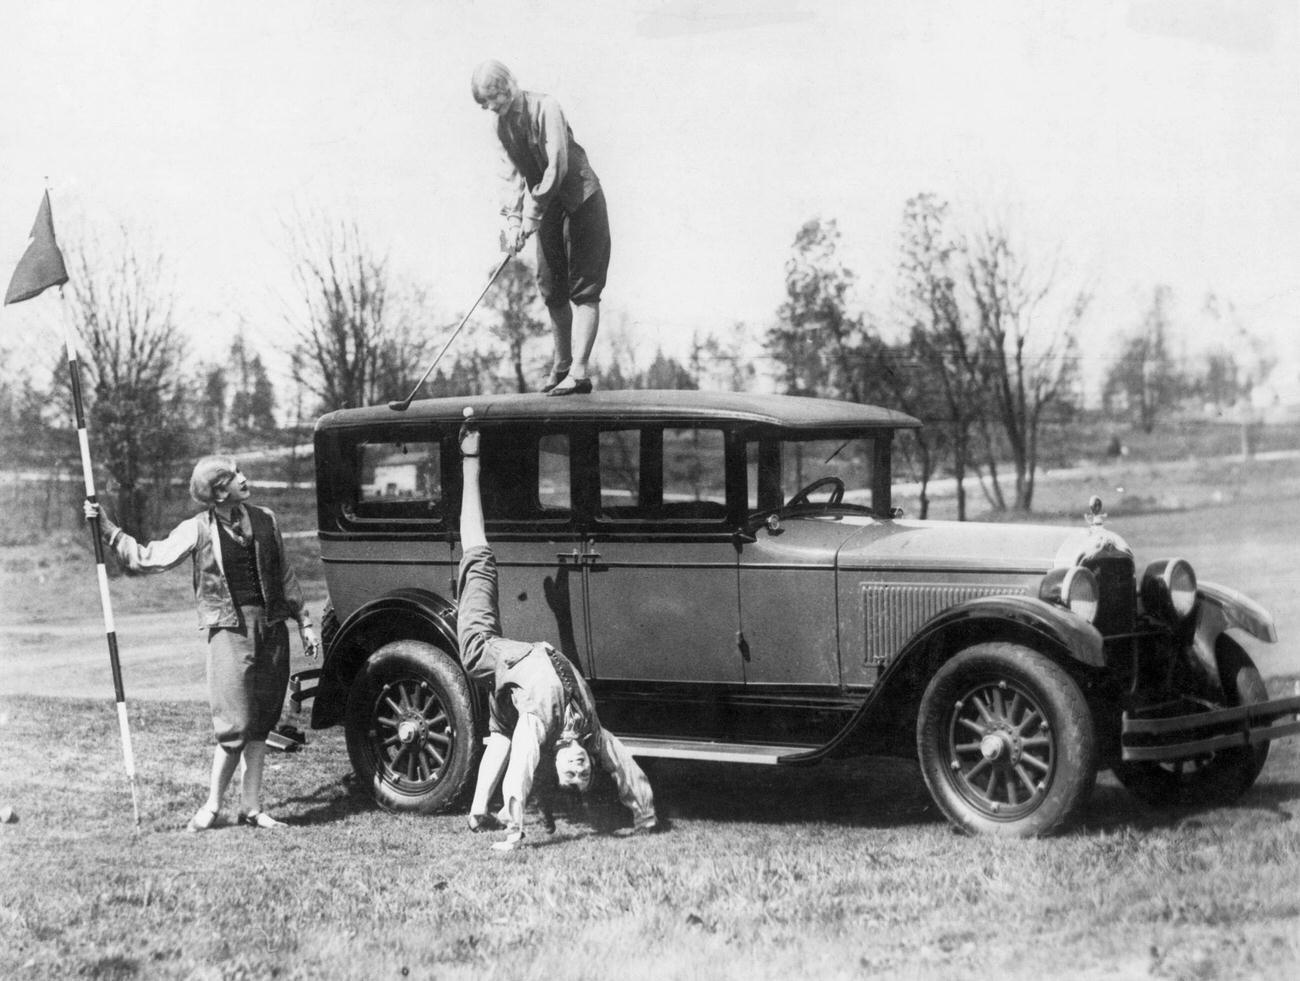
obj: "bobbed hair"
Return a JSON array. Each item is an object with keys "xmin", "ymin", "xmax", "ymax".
[
  {"xmin": 470, "ymin": 59, "xmax": 518, "ymax": 103},
  {"xmin": 189, "ymin": 455, "xmax": 239, "ymax": 506}
]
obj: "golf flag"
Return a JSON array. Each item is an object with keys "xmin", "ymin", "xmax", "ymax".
[
  {"xmin": 4, "ymin": 188, "xmax": 141, "ymax": 825},
  {"xmin": 5, "ymin": 190, "xmax": 69, "ymax": 305}
]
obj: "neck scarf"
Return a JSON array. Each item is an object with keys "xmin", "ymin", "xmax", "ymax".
[{"xmin": 217, "ymin": 504, "xmax": 253, "ymax": 548}]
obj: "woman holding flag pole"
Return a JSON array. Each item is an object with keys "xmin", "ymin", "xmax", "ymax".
[{"xmin": 84, "ymin": 462, "xmax": 319, "ymax": 830}]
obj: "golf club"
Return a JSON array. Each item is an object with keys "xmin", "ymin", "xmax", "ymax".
[{"xmin": 388, "ymin": 251, "xmax": 514, "ymax": 411}]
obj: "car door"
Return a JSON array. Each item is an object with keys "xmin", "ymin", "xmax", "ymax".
[
  {"xmin": 581, "ymin": 423, "xmax": 744, "ymax": 686},
  {"xmin": 735, "ymin": 433, "xmax": 886, "ymax": 690}
]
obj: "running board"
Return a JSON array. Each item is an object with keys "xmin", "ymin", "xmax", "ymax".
[{"xmin": 616, "ymin": 735, "xmax": 813, "ymax": 765}]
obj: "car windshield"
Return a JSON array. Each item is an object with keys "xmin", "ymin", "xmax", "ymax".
[{"xmin": 747, "ymin": 435, "xmax": 876, "ymax": 513}]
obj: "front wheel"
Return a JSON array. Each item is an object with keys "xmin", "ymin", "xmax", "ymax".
[
  {"xmin": 1113, "ymin": 637, "xmax": 1270, "ymax": 808},
  {"xmin": 345, "ymin": 640, "xmax": 478, "ymax": 814},
  {"xmin": 917, "ymin": 642, "xmax": 1098, "ymax": 837}
]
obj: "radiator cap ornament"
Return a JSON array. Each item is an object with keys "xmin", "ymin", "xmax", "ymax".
[{"xmin": 1085, "ymin": 495, "xmax": 1107, "ymax": 528}]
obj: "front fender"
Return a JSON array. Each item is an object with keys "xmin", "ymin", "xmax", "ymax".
[
  {"xmin": 786, "ymin": 594, "xmax": 1103, "ymax": 763},
  {"xmin": 898, "ymin": 594, "xmax": 1106, "ymax": 669},
  {"xmin": 1197, "ymin": 582, "xmax": 1277, "ymax": 643},
  {"xmin": 311, "ymin": 589, "xmax": 460, "ymax": 728},
  {"xmin": 1185, "ymin": 581, "xmax": 1278, "ymax": 702}
]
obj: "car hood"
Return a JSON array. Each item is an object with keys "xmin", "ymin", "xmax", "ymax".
[{"xmin": 830, "ymin": 516, "xmax": 1131, "ymax": 573}]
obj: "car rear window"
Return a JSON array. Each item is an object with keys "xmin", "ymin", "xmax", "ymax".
[{"xmin": 349, "ymin": 440, "xmax": 444, "ymax": 521}]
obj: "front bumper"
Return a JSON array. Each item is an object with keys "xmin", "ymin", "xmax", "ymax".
[{"xmin": 1122, "ymin": 693, "xmax": 1300, "ymax": 762}]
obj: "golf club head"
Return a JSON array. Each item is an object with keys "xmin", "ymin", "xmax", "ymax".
[{"xmin": 388, "ymin": 399, "xmax": 410, "ymax": 412}]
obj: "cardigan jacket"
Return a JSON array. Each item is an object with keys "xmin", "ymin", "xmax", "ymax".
[{"xmin": 103, "ymin": 504, "xmax": 308, "ymax": 630}]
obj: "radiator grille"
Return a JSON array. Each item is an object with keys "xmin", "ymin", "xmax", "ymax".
[
  {"xmin": 862, "ymin": 582, "xmax": 1032, "ymax": 667},
  {"xmin": 1087, "ymin": 554, "xmax": 1137, "ymax": 638}
]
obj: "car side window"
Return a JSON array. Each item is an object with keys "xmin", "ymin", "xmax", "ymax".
[
  {"xmin": 538, "ymin": 433, "xmax": 571, "ymax": 512},
  {"xmin": 349, "ymin": 440, "xmax": 444, "ymax": 521},
  {"xmin": 599, "ymin": 429, "xmax": 641, "ymax": 510},
  {"xmin": 598, "ymin": 426, "xmax": 727, "ymax": 522},
  {"xmin": 479, "ymin": 429, "xmax": 572, "ymax": 523}
]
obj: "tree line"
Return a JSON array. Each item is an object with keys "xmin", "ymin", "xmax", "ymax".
[
  {"xmin": 763, "ymin": 196, "xmax": 1275, "ymax": 518},
  {"xmin": 0, "ymin": 197, "xmax": 1277, "ymax": 535}
]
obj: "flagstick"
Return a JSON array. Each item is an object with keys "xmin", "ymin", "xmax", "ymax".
[{"xmin": 59, "ymin": 289, "xmax": 142, "ymax": 827}]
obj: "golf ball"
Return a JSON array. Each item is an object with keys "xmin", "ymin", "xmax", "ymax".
[{"xmin": 463, "ymin": 407, "xmax": 474, "ymax": 419}]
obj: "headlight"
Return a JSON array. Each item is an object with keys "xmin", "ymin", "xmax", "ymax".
[
  {"xmin": 1141, "ymin": 558, "xmax": 1198, "ymax": 624},
  {"xmin": 1062, "ymin": 566, "xmax": 1100, "ymax": 623},
  {"xmin": 1039, "ymin": 565, "xmax": 1099, "ymax": 624}
]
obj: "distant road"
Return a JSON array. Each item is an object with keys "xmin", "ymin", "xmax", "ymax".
[{"xmin": 0, "ymin": 608, "xmax": 319, "ymax": 702}]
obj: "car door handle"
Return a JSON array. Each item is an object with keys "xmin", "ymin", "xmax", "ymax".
[
  {"xmin": 582, "ymin": 550, "xmax": 601, "ymax": 564},
  {"xmin": 556, "ymin": 550, "xmax": 583, "ymax": 564}
]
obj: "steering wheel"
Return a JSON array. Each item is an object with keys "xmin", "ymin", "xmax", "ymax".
[{"xmin": 786, "ymin": 476, "xmax": 845, "ymax": 508}]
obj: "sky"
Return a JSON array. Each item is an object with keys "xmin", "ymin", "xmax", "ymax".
[{"xmin": 1, "ymin": 0, "xmax": 1297, "ymax": 403}]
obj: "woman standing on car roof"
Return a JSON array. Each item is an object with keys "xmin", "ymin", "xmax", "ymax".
[
  {"xmin": 472, "ymin": 59, "xmax": 610, "ymax": 396},
  {"xmin": 84, "ymin": 456, "xmax": 319, "ymax": 832}
]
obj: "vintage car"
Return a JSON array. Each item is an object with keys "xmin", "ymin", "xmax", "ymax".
[{"xmin": 298, "ymin": 390, "xmax": 1299, "ymax": 836}]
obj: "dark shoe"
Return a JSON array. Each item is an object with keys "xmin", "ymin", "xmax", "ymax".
[
  {"xmin": 546, "ymin": 376, "xmax": 593, "ymax": 397},
  {"xmin": 238, "ymin": 810, "xmax": 286, "ymax": 829},
  {"xmin": 265, "ymin": 730, "xmax": 300, "ymax": 752},
  {"xmin": 467, "ymin": 812, "xmax": 504, "ymax": 833},
  {"xmin": 540, "ymin": 367, "xmax": 569, "ymax": 394}
]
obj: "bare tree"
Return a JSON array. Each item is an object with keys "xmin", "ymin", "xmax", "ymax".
[
  {"xmin": 63, "ymin": 228, "xmax": 191, "ymax": 536},
  {"xmin": 286, "ymin": 217, "xmax": 429, "ymax": 412},
  {"xmin": 966, "ymin": 223, "xmax": 1088, "ymax": 511},
  {"xmin": 890, "ymin": 194, "xmax": 983, "ymax": 519}
]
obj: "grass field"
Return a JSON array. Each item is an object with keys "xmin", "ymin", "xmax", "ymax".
[
  {"xmin": 2, "ymin": 436, "xmax": 1300, "ymax": 979},
  {"xmin": 1, "ymin": 694, "xmax": 1298, "ymax": 981}
]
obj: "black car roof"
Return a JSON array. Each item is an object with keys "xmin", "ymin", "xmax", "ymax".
[{"xmin": 315, "ymin": 390, "xmax": 921, "ymax": 432}]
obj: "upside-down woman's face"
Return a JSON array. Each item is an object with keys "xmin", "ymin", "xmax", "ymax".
[{"xmin": 555, "ymin": 743, "xmax": 592, "ymax": 792}]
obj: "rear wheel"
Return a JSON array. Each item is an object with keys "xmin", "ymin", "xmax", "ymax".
[
  {"xmin": 1114, "ymin": 638, "xmax": 1270, "ymax": 807},
  {"xmin": 345, "ymin": 640, "xmax": 477, "ymax": 814},
  {"xmin": 917, "ymin": 642, "xmax": 1098, "ymax": 837}
]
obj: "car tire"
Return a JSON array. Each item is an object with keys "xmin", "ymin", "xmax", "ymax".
[
  {"xmin": 917, "ymin": 642, "xmax": 1098, "ymax": 837},
  {"xmin": 344, "ymin": 640, "xmax": 478, "ymax": 814},
  {"xmin": 1113, "ymin": 637, "xmax": 1270, "ymax": 808}
]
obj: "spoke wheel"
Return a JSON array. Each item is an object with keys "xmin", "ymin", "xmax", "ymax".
[
  {"xmin": 946, "ymin": 677, "xmax": 1055, "ymax": 820},
  {"xmin": 345, "ymin": 640, "xmax": 477, "ymax": 814},
  {"xmin": 918, "ymin": 642, "xmax": 1097, "ymax": 837}
]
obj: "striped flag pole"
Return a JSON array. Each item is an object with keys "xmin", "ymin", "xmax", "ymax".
[
  {"xmin": 5, "ymin": 189, "xmax": 139, "ymax": 824},
  {"xmin": 59, "ymin": 293, "xmax": 142, "ymax": 827}
]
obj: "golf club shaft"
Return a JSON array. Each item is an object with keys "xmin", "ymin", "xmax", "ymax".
[{"xmin": 391, "ymin": 252, "xmax": 513, "ymax": 410}]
